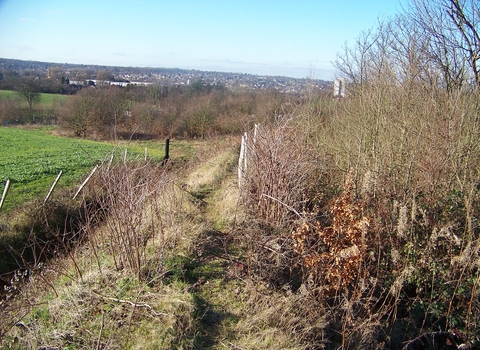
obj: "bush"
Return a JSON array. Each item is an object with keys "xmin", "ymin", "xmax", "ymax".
[
  {"xmin": 238, "ymin": 81, "xmax": 480, "ymax": 347},
  {"xmin": 82, "ymin": 155, "xmax": 173, "ymax": 280}
]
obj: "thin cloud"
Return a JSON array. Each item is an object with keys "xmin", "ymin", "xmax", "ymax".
[{"xmin": 12, "ymin": 44, "xmax": 34, "ymax": 52}]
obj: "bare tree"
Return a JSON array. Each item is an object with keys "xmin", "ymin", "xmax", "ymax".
[
  {"xmin": 407, "ymin": 0, "xmax": 480, "ymax": 90},
  {"xmin": 334, "ymin": 27, "xmax": 381, "ymax": 86},
  {"xmin": 335, "ymin": 1, "xmax": 480, "ymax": 91},
  {"xmin": 96, "ymin": 69, "xmax": 114, "ymax": 82},
  {"xmin": 60, "ymin": 88, "xmax": 98, "ymax": 137},
  {"xmin": 17, "ymin": 78, "xmax": 41, "ymax": 111}
]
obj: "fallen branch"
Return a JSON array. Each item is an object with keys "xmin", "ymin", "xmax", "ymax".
[{"xmin": 92, "ymin": 291, "xmax": 168, "ymax": 317}]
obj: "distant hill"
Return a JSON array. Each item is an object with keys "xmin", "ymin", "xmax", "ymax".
[{"xmin": 0, "ymin": 58, "xmax": 332, "ymax": 94}]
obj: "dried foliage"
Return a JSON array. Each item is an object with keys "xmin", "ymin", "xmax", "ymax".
[
  {"xmin": 82, "ymin": 154, "xmax": 173, "ymax": 280},
  {"xmin": 242, "ymin": 118, "xmax": 313, "ymax": 228},
  {"xmin": 292, "ymin": 170, "xmax": 370, "ymax": 294},
  {"xmin": 238, "ymin": 75, "xmax": 480, "ymax": 346}
]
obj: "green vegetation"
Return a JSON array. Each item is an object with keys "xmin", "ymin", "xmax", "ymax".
[
  {"xmin": 0, "ymin": 90, "xmax": 70, "ymax": 109},
  {"xmin": 2, "ymin": 1, "xmax": 480, "ymax": 348},
  {"xmin": 0, "ymin": 90, "xmax": 18, "ymax": 99},
  {"xmin": 0, "ymin": 127, "xmax": 165, "ymax": 212}
]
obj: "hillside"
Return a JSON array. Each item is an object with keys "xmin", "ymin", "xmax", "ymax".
[
  {"xmin": 0, "ymin": 57, "xmax": 331, "ymax": 94},
  {"xmin": 1, "ymin": 137, "xmax": 283, "ymax": 349},
  {"xmin": 1, "ymin": 127, "xmax": 479, "ymax": 349},
  {"xmin": 3, "ymin": 1, "xmax": 480, "ymax": 346}
]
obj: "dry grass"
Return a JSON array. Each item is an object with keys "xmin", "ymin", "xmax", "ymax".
[
  {"xmin": 0, "ymin": 156, "xmax": 202, "ymax": 349},
  {"xmin": 2, "ymin": 81, "xmax": 480, "ymax": 349},
  {"xmin": 184, "ymin": 152, "xmax": 232, "ymax": 191},
  {"xmin": 235, "ymin": 83, "xmax": 480, "ymax": 347},
  {"xmin": 3, "ymin": 257, "xmax": 198, "ymax": 349}
]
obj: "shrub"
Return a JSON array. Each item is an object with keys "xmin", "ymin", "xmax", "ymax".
[{"xmin": 82, "ymin": 155, "xmax": 173, "ymax": 280}]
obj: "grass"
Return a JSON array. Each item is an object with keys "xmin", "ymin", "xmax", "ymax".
[
  {"xmin": 7, "ymin": 137, "xmax": 312, "ymax": 349},
  {"xmin": 0, "ymin": 137, "xmax": 250, "ymax": 349},
  {"xmin": 0, "ymin": 90, "xmax": 71, "ymax": 109},
  {"xmin": 0, "ymin": 126, "xmax": 169, "ymax": 213},
  {"xmin": 2, "ymin": 84, "xmax": 477, "ymax": 348}
]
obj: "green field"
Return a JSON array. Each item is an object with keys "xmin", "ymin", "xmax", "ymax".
[
  {"xmin": 0, "ymin": 127, "xmax": 166, "ymax": 212},
  {"xmin": 0, "ymin": 90, "xmax": 71, "ymax": 108}
]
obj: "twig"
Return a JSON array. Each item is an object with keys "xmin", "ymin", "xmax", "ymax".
[
  {"xmin": 261, "ymin": 193, "xmax": 302, "ymax": 218},
  {"xmin": 92, "ymin": 291, "xmax": 168, "ymax": 317},
  {"xmin": 220, "ymin": 340, "xmax": 244, "ymax": 349},
  {"xmin": 96, "ymin": 311, "xmax": 104, "ymax": 350}
]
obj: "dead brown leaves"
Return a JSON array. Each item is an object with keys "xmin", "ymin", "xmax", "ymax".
[{"xmin": 292, "ymin": 170, "xmax": 370, "ymax": 294}]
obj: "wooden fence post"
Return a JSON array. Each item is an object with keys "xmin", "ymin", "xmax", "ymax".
[{"xmin": 162, "ymin": 138, "xmax": 170, "ymax": 166}]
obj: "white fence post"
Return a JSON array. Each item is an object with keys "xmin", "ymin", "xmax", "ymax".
[
  {"xmin": 44, "ymin": 171, "xmax": 63, "ymax": 205},
  {"xmin": 0, "ymin": 179, "xmax": 11, "ymax": 210},
  {"xmin": 238, "ymin": 133, "xmax": 246, "ymax": 188},
  {"xmin": 238, "ymin": 124, "xmax": 259, "ymax": 188},
  {"xmin": 73, "ymin": 165, "xmax": 98, "ymax": 200}
]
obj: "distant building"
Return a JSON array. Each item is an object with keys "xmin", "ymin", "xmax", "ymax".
[
  {"xmin": 68, "ymin": 79, "xmax": 152, "ymax": 87},
  {"xmin": 333, "ymin": 78, "xmax": 346, "ymax": 97}
]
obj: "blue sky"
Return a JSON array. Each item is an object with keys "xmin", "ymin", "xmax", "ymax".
[{"xmin": 0, "ymin": 0, "xmax": 406, "ymax": 80}]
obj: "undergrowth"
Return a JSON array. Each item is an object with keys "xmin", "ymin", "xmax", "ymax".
[{"xmin": 1, "ymin": 84, "xmax": 479, "ymax": 349}]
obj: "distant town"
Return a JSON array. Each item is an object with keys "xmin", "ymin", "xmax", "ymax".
[{"xmin": 0, "ymin": 58, "xmax": 332, "ymax": 94}]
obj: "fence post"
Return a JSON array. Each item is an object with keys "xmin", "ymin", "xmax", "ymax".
[
  {"xmin": 162, "ymin": 138, "xmax": 170, "ymax": 166},
  {"xmin": 238, "ymin": 132, "xmax": 249, "ymax": 188},
  {"xmin": 44, "ymin": 171, "xmax": 63, "ymax": 205},
  {"xmin": 0, "ymin": 179, "xmax": 11, "ymax": 210},
  {"xmin": 238, "ymin": 124, "xmax": 259, "ymax": 188},
  {"xmin": 73, "ymin": 165, "xmax": 98, "ymax": 200}
]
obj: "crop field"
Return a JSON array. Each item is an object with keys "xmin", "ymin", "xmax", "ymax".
[
  {"xmin": 0, "ymin": 127, "xmax": 167, "ymax": 212},
  {"xmin": 0, "ymin": 90, "xmax": 71, "ymax": 108}
]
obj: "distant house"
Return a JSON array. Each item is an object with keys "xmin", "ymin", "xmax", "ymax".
[{"xmin": 68, "ymin": 80, "xmax": 152, "ymax": 87}]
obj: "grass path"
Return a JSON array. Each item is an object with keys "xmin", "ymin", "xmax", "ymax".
[
  {"xmin": 181, "ymin": 145, "xmax": 308, "ymax": 349},
  {"xmin": 177, "ymin": 141, "xmax": 246, "ymax": 348},
  {"xmin": 0, "ymin": 137, "xmax": 306, "ymax": 349}
]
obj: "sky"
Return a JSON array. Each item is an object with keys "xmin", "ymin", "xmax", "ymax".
[{"xmin": 0, "ymin": 0, "xmax": 407, "ymax": 80}]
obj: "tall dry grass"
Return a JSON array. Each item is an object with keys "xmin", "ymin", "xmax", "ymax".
[
  {"xmin": 239, "ymin": 82, "xmax": 480, "ymax": 347},
  {"xmin": 0, "ymin": 150, "xmax": 207, "ymax": 349}
]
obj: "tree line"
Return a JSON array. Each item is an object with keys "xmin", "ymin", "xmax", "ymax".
[
  {"xmin": 59, "ymin": 81, "xmax": 298, "ymax": 140},
  {"xmin": 0, "ymin": 68, "xmax": 308, "ymax": 139},
  {"xmin": 0, "ymin": 70, "xmax": 81, "ymax": 95}
]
